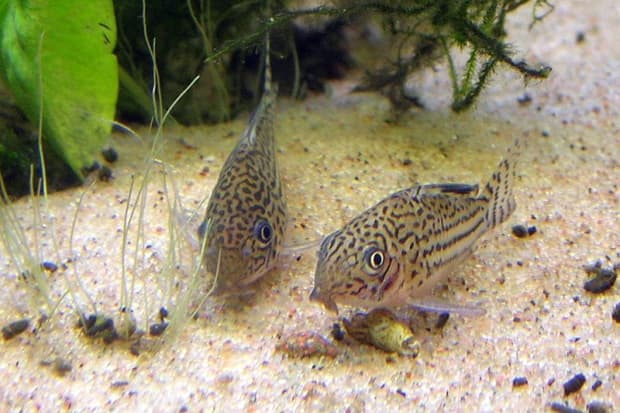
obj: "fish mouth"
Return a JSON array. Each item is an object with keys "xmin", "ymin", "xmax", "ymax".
[
  {"xmin": 309, "ymin": 287, "xmax": 339, "ymax": 314},
  {"xmin": 204, "ymin": 245, "xmax": 251, "ymax": 292}
]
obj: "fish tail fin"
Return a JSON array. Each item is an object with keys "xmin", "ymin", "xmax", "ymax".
[
  {"xmin": 482, "ymin": 139, "xmax": 521, "ymax": 229},
  {"xmin": 245, "ymin": 31, "xmax": 277, "ymax": 145}
]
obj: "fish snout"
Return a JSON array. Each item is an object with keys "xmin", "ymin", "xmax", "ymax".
[{"xmin": 309, "ymin": 287, "xmax": 339, "ymax": 314}]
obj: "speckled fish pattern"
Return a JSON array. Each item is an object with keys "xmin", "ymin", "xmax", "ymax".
[
  {"xmin": 311, "ymin": 141, "xmax": 520, "ymax": 312},
  {"xmin": 199, "ymin": 38, "xmax": 286, "ymax": 294}
]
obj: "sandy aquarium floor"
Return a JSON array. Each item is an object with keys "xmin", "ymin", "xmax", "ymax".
[{"xmin": 1, "ymin": 2, "xmax": 619, "ymax": 412}]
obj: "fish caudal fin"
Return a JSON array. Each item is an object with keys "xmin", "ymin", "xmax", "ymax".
[
  {"xmin": 482, "ymin": 139, "xmax": 520, "ymax": 229},
  {"xmin": 244, "ymin": 32, "xmax": 277, "ymax": 146}
]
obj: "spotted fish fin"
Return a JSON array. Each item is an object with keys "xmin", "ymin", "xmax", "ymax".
[
  {"xmin": 482, "ymin": 139, "xmax": 521, "ymax": 229},
  {"xmin": 409, "ymin": 297, "xmax": 486, "ymax": 317},
  {"xmin": 418, "ymin": 183, "xmax": 480, "ymax": 196},
  {"xmin": 282, "ymin": 238, "xmax": 322, "ymax": 255}
]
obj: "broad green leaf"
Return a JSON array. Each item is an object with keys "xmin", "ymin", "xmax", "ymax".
[{"xmin": 0, "ymin": 0, "xmax": 118, "ymax": 179}]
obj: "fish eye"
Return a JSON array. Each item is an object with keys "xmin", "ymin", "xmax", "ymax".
[
  {"xmin": 254, "ymin": 219, "xmax": 273, "ymax": 243},
  {"xmin": 363, "ymin": 247, "xmax": 385, "ymax": 272}
]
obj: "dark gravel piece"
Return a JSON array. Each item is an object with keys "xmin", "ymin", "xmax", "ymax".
[
  {"xmin": 591, "ymin": 379, "xmax": 603, "ymax": 391},
  {"xmin": 331, "ymin": 323, "xmax": 345, "ymax": 341},
  {"xmin": 159, "ymin": 307, "xmax": 168, "ymax": 320},
  {"xmin": 435, "ymin": 313, "xmax": 450, "ymax": 329},
  {"xmin": 576, "ymin": 31, "xmax": 586, "ymax": 44},
  {"xmin": 41, "ymin": 261, "xmax": 58, "ymax": 272},
  {"xmin": 512, "ymin": 376, "xmax": 528, "ymax": 387},
  {"xmin": 2, "ymin": 318, "xmax": 30, "ymax": 340},
  {"xmin": 583, "ymin": 268, "xmax": 617, "ymax": 293},
  {"xmin": 612, "ymin": 302, "xmax": 620, "ymax": 323},
  {"xmin": 563, "ymin": 373, "xmax": 586, "ymax": 396},
  {"xmin": 98, "ymin": 166, "xmax": 113, "ymax": 182},
  {"xmin": 149, "ymin": 322, "xmax": 168, "ymax": 336},
  {"xmin": 52, "ymin": 358, "xmax": 73, "ymax": 376},
  {"xmin": 86, "ymin": 317, "xmax": 114, "ymax": 336},
  {"xmin": 101, "ymin": 147, "xmax": 118, "ymax": 163},
  {"xmin": 527, "ymin": 225, "xmax": 537, "ymax": 235},
  {"xmin": 586, "ymin": 401, "xmax": 610, "ymax": 413},
  {"xmin": 511, "ymin": 224, "xmax": 529, "ymax": 238},
  {"xmin": 517, "ymin": 93, "xmax": 532, "ymax": 105},
  {"xmin": 550, "ymin": 402, "xmax": 583, "ymax": 413}
]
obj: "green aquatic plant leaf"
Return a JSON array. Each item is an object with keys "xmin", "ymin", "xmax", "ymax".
[{"xmin": 0, "ymin": 0, "xmax": 118, "ymax": 179}]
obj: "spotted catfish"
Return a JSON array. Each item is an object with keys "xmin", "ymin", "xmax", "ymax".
[
  {"xmin": 198, "ymin": 37, "xmax": 286, "ymax": 294},
  {"xmin": 311, "ymin": 141, "xmax": 520, "ymax": 313}
]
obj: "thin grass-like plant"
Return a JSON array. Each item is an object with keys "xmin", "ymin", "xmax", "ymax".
[{"xmin": 111, "ymin": 0, "xmax": 206, "ymax": 352}]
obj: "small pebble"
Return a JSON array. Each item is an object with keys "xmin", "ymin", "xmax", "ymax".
[
  {"xmin": 149, "ymin": 322, "xmax": 168, "ymax": 336},
  {"xmin": 402, "ymin": 159, "xmax": 412, "ymax": 166},
  {"xmin": 85, "ymin": 317, "xmax": 114, "ymax": 336},
  {"xmin": 159, "ymin": 307, "xmax": 169, "ymax": 320},
  {"xmin": 82, "ymin": 161, "xmax": 100, "ymax": 174},
  {"xmin": 517, "ymin": 93, "xmax": 532, "ymax": 105},
  {"xmin": 586, "ymin": 401, "xmax": 611, "ymax": 413},
  {"xmin": 41, "ymin": 261, "xmax": 58, "ymax": 272},
  {"xmin": 2, "ymin": 318, "xmax": 30, "ymax": 340},
  {"xmin": 435, "ymin": 313, "xmax": 450, "ymax": 329},
  {"xmin": 512, "ymin": 224, "xmax": 529, "ymax": 238},
  {"xmin": 527, "ymin": 225, "xmax": 537, "ymax": 236},
  {"xmin": 98, "ymin": 166, "xmax": 113, "ymax": 182},
  {"xmin": 576, "ymin": 31, "xmax": 586, "ymax": 44},
  {"xmin": 101, "ymin": 147, "xmax": 118, "ymax": 163},
  {"xmin": 612, "ymin": 302, "xmax": 620, "ymax": 323},
  {"xmin": 591, "ymin": 379, "xmax": 602, "ymax": 391},
  {"xmin": 40, "ymin": 357, "xmax": 72, "ymax": 376},
  {"xmin": 550, "ymin": 402, "xmax": 584, "ymax": 413},
  {"xmin": 541, "ymin": 129, "xmax": 551, "ymax": 137},
  {"xmin": 563, "ymin": 373, "xmax": 586, "ymax": 396},
  {"xmin": 79, "ymin": 314, "xmax": 118, "ymax": 343},
  {"xmin": 331, "ymin": 323, "xmax": 345, "ymax": 341},
  {"xmin": 512, "ymin": 376, "xmax": 528, "ymax": 387},
  {"xmin": 583, "ymin": 268, "xmax": 616, "ymax": 293},
  {"xmin": 52, "ymin": 357, "xmax": 73, "ymax": 376}
]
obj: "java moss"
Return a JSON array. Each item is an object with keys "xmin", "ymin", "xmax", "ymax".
[{"xmin": 116, "ymin": 0, "xmax": 551, "ymax": 124}]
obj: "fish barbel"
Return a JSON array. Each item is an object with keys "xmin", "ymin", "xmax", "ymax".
[
  {"xmin": 198, "ymin": 36, "xmax": 286, "ymax": 294},
  {"xmin": 311, "ymin": 141, "xmax": 520, "ymax": 313}
]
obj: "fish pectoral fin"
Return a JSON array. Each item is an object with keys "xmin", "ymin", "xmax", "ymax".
[
  {"xmin": 420, "ymin": 183, "xmax": 480, "ymax": 196},
  {"xmin": 408, "ymin": 297, "xmax": 486, "ymax": 317},
  {"xmin": 282, "ymin": 237, "xmax": 322, "ymax": 255}
]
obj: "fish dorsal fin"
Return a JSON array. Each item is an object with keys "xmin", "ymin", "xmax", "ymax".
[
  {"xmin": 401, "ymin": 183, "xmax": 479, "ymax": 200},
  {"xmin": 419, "ymin": 183, "xmax": 480, "ymax": 196},
  {"xmin": 482, "ymin": 139, "xmax": 521, "ymax": 228}
]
